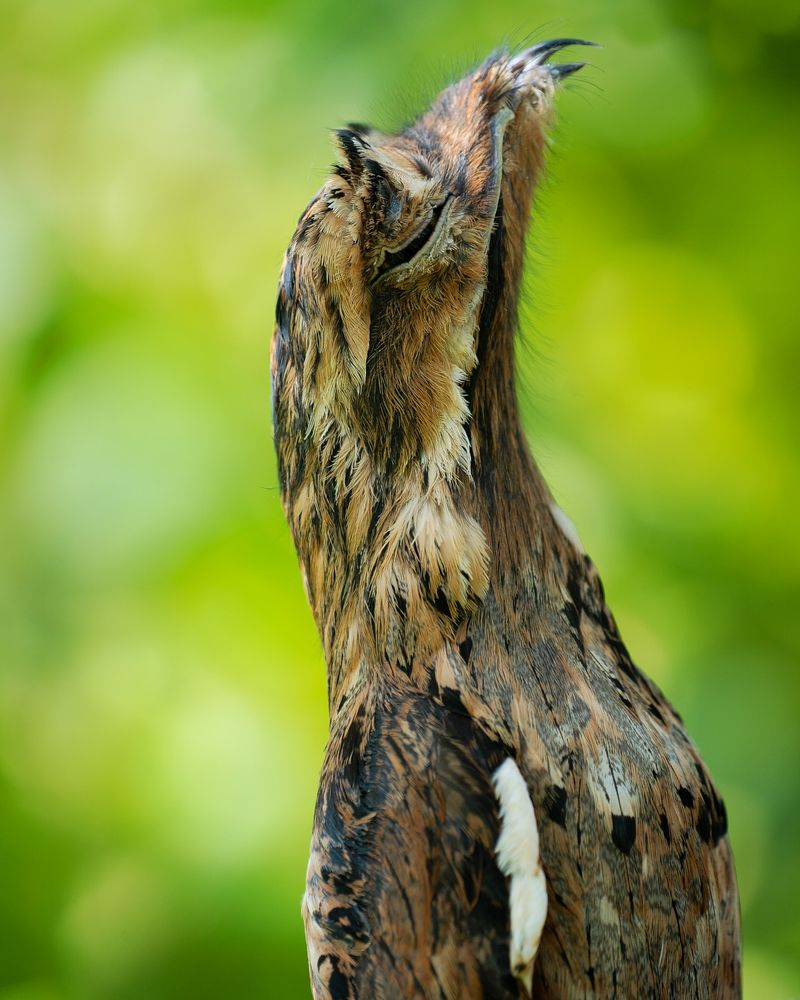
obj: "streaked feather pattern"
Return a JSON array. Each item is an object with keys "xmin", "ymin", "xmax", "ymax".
[{"xmin": 272, "ymin": 43, "xmax": 741, "ymax": 999}]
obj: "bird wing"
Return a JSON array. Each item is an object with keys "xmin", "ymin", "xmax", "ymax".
[{"xmin": 303, "ymin": 678, "xmax": 524, "ymax": 1000}]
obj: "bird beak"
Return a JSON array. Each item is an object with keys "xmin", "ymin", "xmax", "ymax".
[
  {"xmin": 547, "ymin": 62, "xmax": 589, "ymax": 81},
  {"xmin": 509, "ymin": 37, "xmax": 598, "ymax": 82}
]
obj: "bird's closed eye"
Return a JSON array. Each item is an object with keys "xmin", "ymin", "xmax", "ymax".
[{"xmin": 375, "ymin": 196, "xmax": 452, "ymax": 280}]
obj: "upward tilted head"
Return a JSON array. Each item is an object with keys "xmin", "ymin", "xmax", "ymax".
[{"xmin": 272, "ymin": 43, "xmax": 593, "ymax": 698}]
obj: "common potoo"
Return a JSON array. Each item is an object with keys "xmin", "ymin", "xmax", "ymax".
[{"xmin": 271, "ymin": 40, "xmax": 741, "ymax": 999}]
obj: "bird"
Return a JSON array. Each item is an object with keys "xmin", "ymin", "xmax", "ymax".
[{"xmin": 271, "ymin": 39, "xmax": 742, "ymax": 999}]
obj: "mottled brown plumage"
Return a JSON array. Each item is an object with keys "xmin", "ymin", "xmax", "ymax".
[{"xmin": 271, "ymin": 42, "xmax": 741, "ymax": 999}]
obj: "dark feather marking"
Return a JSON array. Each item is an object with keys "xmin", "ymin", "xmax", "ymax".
[
  {"xmin": 544, "ymin": 783, "xmax": 568, "ymax": 828},
  {"xmin": 413, "ymin": 155, "xmax": 433, "ymax": 178},
  {"xmin": 611, "ymin": 814, "xmax": 636, "ymax": 855},
  {"xmin": 328, "ymin": 964, "xmax": 350, "ymax": 1000},
  {"xmin": 467, "ymin": 192, "xmax": 504, "ymax": 409}
]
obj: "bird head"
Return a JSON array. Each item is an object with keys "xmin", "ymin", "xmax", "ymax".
[
  {"xmin": 272, "ymin": 43, "xmax": 593, "ymax": 676},
  {"xmin": 274, "ymin": 41, "xmax": 593, "ymax": 484}
]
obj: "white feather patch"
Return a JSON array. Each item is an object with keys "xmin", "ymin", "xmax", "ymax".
[
  {"xmin": 492, "ymin": 759, "xmax": 548, "ymax": 996},
  {"xmin": 550, "ymin": 502, "xmax": 585, "ymax": 554}
]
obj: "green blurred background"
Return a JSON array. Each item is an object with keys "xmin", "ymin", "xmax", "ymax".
[{"xmin": 1, "ymin": 0, "xmax": 798, "ymax": 997}]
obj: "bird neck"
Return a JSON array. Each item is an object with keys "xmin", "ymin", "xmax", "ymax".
[
  {"xmin": 292, "ymin": 442, "xmax": 491, "ymax": 713},
  {"xmin": 289, "ymin": 373, "xmax": 559, "ymax": 718},
  {"xmin": 286, "ymin": 125, "xmax": 561, "ymax": 715}
]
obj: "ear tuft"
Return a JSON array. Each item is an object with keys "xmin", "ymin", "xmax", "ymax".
[
  {"xmin": 333, "ymin": 128, "xmax": 371, "ymax": 179},
  {"xmin": 345, "ymin": 121, "xmax": 372, "ymax": 137}
]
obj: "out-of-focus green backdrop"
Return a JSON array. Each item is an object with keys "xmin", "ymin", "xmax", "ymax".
[{"xmin": 1, "ymin": 0, "xmax": 798, "ymax": 997}]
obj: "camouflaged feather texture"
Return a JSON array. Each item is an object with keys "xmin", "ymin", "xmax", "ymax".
[{"xmin": 271, "ymin": 43, "xmax": 742, "ymax": 999}]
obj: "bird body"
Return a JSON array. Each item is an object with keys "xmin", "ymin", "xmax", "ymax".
[{"xmin": 272, "ymin": 42, "xmax": 741, "ymax": 999}]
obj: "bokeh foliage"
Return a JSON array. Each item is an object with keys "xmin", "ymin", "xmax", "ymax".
[{"xmin": 1, "ymin": 0, "xmax": 798, "ymax": 997}]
